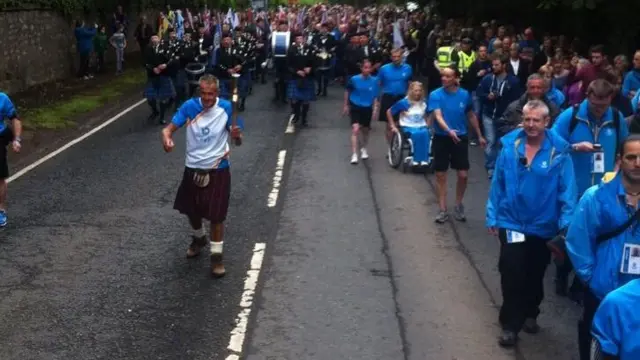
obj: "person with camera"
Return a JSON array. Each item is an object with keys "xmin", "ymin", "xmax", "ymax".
[
  {"xmin": 551, "ymin": 79, "xmax": 629, "ymax": 301},
  {"xmin": 566, "ymin": 134, "xmax": 640, "ymax": 360},
  {"xmin": 486, "ymin": 100, "xmax": 577, "ymax": 347}
]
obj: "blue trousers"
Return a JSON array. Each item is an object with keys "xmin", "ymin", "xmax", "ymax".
[{"xmin": 403, "ymin": 126, "xmax": 431, "ymax": 163}]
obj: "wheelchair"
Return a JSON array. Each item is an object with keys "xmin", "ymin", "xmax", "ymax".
[{"xmin": 387, "ymin": 128, "xmax": 435, "ymax": 174}]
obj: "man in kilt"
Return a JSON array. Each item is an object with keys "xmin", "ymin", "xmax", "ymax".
[
  {"xmin": 287, "ymin": 31, "xmax": 316, "ymax": 127},
  {"xmin": 233, "ymin": 26, "xmax": 255, "ymax": 111},
  {"xmin": 164, "ymin": 27, "xmax": 187, "ymax": 108},
  {"xmin": 143, "ymin": 35, "xmax": 176, "ymax": 125},
  {"xmin": 214, "ymin": 33, "xmax": 248, "ymax": 109},
  {"xmin": 161, "ymin": 74, "xmax": 243, "ymax": 278}
]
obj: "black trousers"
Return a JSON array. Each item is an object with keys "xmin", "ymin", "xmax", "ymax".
[
  {"xmin": 498, "ymin": 229, "xmax": 551, "ymax": 333},
  {"xmin": 316, "ymin": 68, "xmax": 330, "ymax": 95},
  {"xmin": 78, "ymin": 53, "xmax": 90, "ymax": 77},
  {"xmin": 578, "ymin": 289, "xmax": 601, "ymax": 360}
]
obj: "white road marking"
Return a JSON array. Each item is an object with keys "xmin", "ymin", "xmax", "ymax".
[
  {"xmin": 285, "ymin": 114, "xmax": 295, "ymax": 134},
  {"xmin": 267, "ymin": 150, "xmax": 286, "ymax": 208},
  {"xmin": 227, "ymin": 242, "xmax": 266, "ymax": 356},
  {"xmin": 7, "ymin": 99, "xmax": 146, "ymax": 184}
]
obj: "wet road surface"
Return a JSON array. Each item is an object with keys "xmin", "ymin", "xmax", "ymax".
[{"xmin": 0, "ymin": 81, "xmax": 581, "ymax": 360}]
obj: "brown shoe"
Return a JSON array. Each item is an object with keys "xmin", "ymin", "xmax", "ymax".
[
  {"xmin": 186, "ymin": 236, "xmax": 207, "ymax": 258},
  {"xmin": 210, "ymin": 253, "xmax": 226, "ymax": 278}
]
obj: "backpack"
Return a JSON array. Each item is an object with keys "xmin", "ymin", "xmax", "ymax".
[{"xmin": 568, "ymin": 104, "xmax": 622, "ymax": 155}]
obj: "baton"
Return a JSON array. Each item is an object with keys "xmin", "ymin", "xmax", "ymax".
[{"xmin": 230, "ymin": 73, "xmax": 243, "ymax": 146}]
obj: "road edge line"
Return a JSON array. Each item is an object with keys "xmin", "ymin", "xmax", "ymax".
[{"xmin": 7, "ymin": 99, "xmax": 146, "ymax": 184}]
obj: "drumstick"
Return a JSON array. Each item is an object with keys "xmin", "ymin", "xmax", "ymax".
[{"xmin": 231, "ymin": 73, "xmax": 242, "ymax": 146}]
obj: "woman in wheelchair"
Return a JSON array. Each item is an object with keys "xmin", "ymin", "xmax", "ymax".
[{"xmin": 386, "ymin": 81, "xmax": 432, "ymax": 167}]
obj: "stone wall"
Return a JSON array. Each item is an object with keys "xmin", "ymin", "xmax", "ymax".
[{"xmin": 0, "ymin": 9, "xmax": 157, "ymax": 95}]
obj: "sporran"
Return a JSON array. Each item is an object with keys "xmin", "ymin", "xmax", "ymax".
[{"xmin": 192, "ymin": 170, "xmax": 210, "ymax": 188}]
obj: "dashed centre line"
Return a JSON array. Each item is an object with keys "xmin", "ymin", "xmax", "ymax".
[
  {"xmin": 267, "ymin": 150, "xmax": 286, "ymax": 208},
  {"xmin": 285, "ymin": 114, "xmax": 295, "ymax": 134},
  {"xmin": 225, "ymin": 242, "xmax": 266, "ymax": 359}
]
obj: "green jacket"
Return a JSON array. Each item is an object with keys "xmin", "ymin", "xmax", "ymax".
[{"xmin": 93, "ymin": 33, "xmax": 108, "ymax": 53}]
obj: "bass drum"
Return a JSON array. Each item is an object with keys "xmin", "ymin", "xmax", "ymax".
[{"xmin": 185, "ymin": 62, "xmax": 206, "ymax": 86}]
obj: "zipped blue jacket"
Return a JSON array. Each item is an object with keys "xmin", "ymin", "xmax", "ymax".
[
  {"xmin": 551, "ymin": 99, "xmax": 628, "ymax": 197},
  {"xmin": 486, "ymin": 128, "xmax": 577, "ymax": 238},
  {"xmin": 566, "ymin": 172, "xmax": 640, "ymax": 300},
  {"xmin": 592, "ymin": 278, "xmax": 640, "ymax": 359}
]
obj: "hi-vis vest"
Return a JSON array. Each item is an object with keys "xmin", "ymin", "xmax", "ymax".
[
  {"xmin": 458, "ymin": 51, "xmax": 476, "ymax": 74},
  {"xmin": 436, "ymin": 46, "xmax": 454, "ymax": 68}
]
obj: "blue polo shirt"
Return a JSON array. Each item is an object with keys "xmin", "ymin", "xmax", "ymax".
[
  {"xmin": 347, "ymin": 74, "xmax": 380, "ymax": 107},
  {"xmin": 427, "ymin": 86, "xmax": 473, "ymax": 136},
  {"xmin": 0, "ymin": 93, "xmax": 18, "ymax": 133},
  {"xmin": 378, "ymin": 63, "xmax": 412, "ymax": 96}
]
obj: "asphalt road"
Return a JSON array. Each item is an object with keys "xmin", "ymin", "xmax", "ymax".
[
  {"xmin": 0, "ymin": 81, "xmax": 293, "ymax": 360},
  {"xmin": 0, "ymin": 79, "xmax": 583, "ymax": 360}
]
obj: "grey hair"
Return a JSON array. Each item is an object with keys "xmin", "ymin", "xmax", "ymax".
[
  {"xmin": 527, "ymin": 73, "xmax": 544, "ymax": 83},
  {"xmin": 523, "ymin": 100, "xmax": 550, "ymax": 118}
]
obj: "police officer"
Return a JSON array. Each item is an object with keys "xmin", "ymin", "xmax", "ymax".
[
  {"xmin": 567, "ymin": 134, "xmax": 640, "ymax": 360},
  {"xmin": 457, "ymin": 37, "xmax": 476, "ymax": 80},
  {"xmin": 434, "ymin": 34, "xmax": 459, "ymax": 74},
  {"xmin": 487, "ymin": 99, "xmax": 577, "ymax": 347}
]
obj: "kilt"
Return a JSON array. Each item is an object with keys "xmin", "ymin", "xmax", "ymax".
[
  {"xmin": 287, "ymin": 78, "xmax": 316, "ymax": 102},
  {"xmin": 219, "ymin": 74, "xmax": 249, "ymax": 100},
  {"xmin": 143, "ymin": 76, "xmax": 176, "ymax": 101},
  {"xmin": 174, "ymin": 167, "xmax": 231, "ymax": 224}
]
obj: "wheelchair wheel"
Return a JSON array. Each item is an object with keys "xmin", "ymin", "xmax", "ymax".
[{"xmin": 388, "ymin": 130, "xmax": 404, "ymax": 168}]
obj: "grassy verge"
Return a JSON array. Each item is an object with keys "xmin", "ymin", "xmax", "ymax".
[{"xmin": 21, "ymin": 69, "xmax": 146, "ymax": 130}]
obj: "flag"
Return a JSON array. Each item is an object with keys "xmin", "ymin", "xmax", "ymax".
[
  {"xmin": 211, "ymin": 22, "xmax": 222, "ymax": 67},
  {"xmin": 392, "ymin": 21, "xmax": 404, "ymax": 49}
]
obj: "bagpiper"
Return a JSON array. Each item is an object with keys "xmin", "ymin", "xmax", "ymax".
[
  {"xmin": 311, "ymin": 23, "xmax": 336, "ymax": 97},
  {"xmin": 235, "ymin": 26, "xmax": 257, "ymax": 100},
  {"xmin": 214, "ymin": 32, "xmax": 248, "ymax": 111},
  {"xmin": 164, "ymin": 27, "xmax": 186, "ymax": 107},
  {"xmin": 286, "ymin": 31, "xmax": 315, "ymax": 127},
  {"xmin": 143, "ymin": 35, "xmax": 176, "ymax": 125},
  {"xmin": 254, "ymin": 17, "xmax": 269, "ymax": 84}
]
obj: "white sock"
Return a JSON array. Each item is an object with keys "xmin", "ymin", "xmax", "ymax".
[
  {"xmin": 193, "ymin": 228, "xmax": 205, "ymax": 238},
  {"xmin": 210, "ymin": 241, "xmax": 223, "ymax": 255}
]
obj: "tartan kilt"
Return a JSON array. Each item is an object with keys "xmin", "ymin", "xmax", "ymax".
[
  {"xmin": 143, "ymin": 76, "xmax": 176, "ymax": 101},
  {"xmin": 173, "ymin": 167, "xmax": 231, "ymax": 224},
  {"xmin": 219, "ymin": 75, "xmax": 249, "ymax": 100},
  {"xmin": 287, "ymin": 78, "xmax": 316, "ymax": 102}
]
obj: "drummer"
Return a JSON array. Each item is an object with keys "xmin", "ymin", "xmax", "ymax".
[
  {"xmin": 271, "ymin": 21, "xmax": 291, "ymax": 104},
  {"xmin": 214, "ymin": 32, "xmax": 246, "ymax": 106}
]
